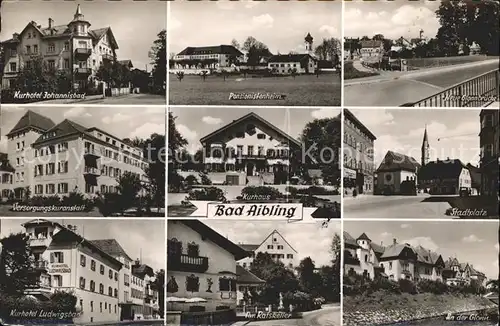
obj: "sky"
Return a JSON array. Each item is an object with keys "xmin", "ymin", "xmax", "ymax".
[
  {"xmin": 344, "ymin": 220, "xmax": 499, "ymax": 280},
  {"xmin": 0, "ymin": 218, "xmax": 165, "ymax": 272},
  {"xmin": 197, "ymin": 220, "xmax": 341, "ymax": 268},
  {"xmin": 170, "ymin": 107, "xmax": 341, "ymax": 154},
  {"xmin": 348, "ymin": 109, "xmax": 482, "ymax": 167},
  {"xmin": 169, "ymin": 0, "xmax": 341, "ymax": 55},
  {"xmin": 0, "ymin": 0, "xmax": 166, "ymax": 70},
  {"xmin": 0, "ymin": 106, "xmax": 165, "ymax": 153},
  {"xmin": 344, "ymin": 1, "xmax": 441, "ymax": 40}
]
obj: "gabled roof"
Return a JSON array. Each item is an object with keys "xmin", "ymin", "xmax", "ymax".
[
  {"xmin": 236, "ymin": 265, "xmax": 265, "ymax": 284},
  {"xmin": 380, "ymin": 242, "xmax": 416, "ymax": 260},
  {"xmin": 419, "ymin": 159, "xmax": 467, "ymax": 181},
  {"xmin": 177, "ymin": 45, "xmax": 243, "ymax": 57},
  {"xmin": 118, "ymin": 60, "xmax": 133, "ymax": 68},
  {"xmin": 90, "ymin": 239, "xmax": 133, "ymax": 261},
  {"xmin": 33, "ymin": 119, "xmax": 89, "ymax": 145},
  {"xmin": 376, "ymin": 150, "xmax": 420, "ymax": 173},
  {"xmin": 414, "ymin": 245, "xmax": 437, "ymax": 265},
  {"xmin": 7, "ymin": 110, "xmax": 56, "ymax": 137},
  {"xmin": 370, "ymin": 242, "xmax": 385, "ymax": 256},
  {"xmin": 305, "ymin": 33, "xmax": 313, "ymax": 43},
  {"xmin": 357, "ymin": 232, "xmax": 371, "ymax": 241},
  {"xmin": 360, "ymin": 40, "xmax": 383, "ymax": 48},
  {"xmin": 132, "ymin": 263, "xmax": 155, "ymax": 278},
  {"xmin": 239, "ymin": 244, "xmax": 260, "ymax": 252},
  {"xmin": 177, "ymin": 220, "xmax": 249, "ymax": 260},
  {"xmin": 200, "ymin": 112, "xmax": 301, "ymax": 148},
  {"xmin": 268, "ymin": 53, "xmax": 317, "ymax": 63},
  {"xmin": 344, "ymin": 109, "xmax": 377, "ymax": 141},
  {"xmin": 343, "ymin": 231, "xmax": 359, "ymax": 248},
  {"xmin": 88, "ymin": 27, "xmax": 119, "ymax": 49}
]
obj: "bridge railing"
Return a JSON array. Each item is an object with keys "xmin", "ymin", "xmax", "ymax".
[{"xmin": 405, "ymin": 69, "xmax": 499, "ymax": 107}]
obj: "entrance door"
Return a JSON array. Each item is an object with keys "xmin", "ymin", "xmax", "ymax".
[{"xmin": 246, "ymin": 163, "xmax": 254, "ymax": 176}]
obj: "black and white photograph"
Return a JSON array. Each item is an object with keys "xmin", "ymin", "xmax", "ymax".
[
  {"xmin": 0, "ymin": 1, "xmax": 166, "ymax": 104},
  {"xmin": 166, "ymin": 219, "xmax": 340, "ymax": 326},
  {"xmin": 0, "ymin": 105, "xmax": 165, "ymax": 217},
  {"xmin": 343, "ymin": 108, "xmax": 499, "ymax": 219},
  {"xmin": 0, "ymin": 218, "xmax": 165, "ymax": 325},
  {"xmin": 343, "ymin": 0, "xmax": 500, "ymax": 107},
  {"xmin": 343, "ymin": 220, "xmax": 499, "ymax": 326},
  {"xmin": 168, "ymin": 1, "xmax": 341, "ymax": 106},
  {"xmin": 168, "ymin": 107, "xmax": 341, "ymax": 218}
]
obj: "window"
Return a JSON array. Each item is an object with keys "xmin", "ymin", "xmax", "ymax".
[
  {"xmin": 58, "ymin": 183, "xmax": 68, "ymax": 194},
  {"xmin": 267, "ymin": 245, "xmax": 273, "ymax": 249},
  {"xmin": 46, "ymin": 163, "xmax": 55, "ymax": 175},
  {"xmin": 48, "ymin": 60, "xmax": 55, "ymax": 69},
  {"xmin": 286, "ymin": 254, "xmax": 293, "ymax": 259},
  {"xmin": 186, "ymin": 274, "xmax": 200, "ymax": 292},
  {"xmin": 247, "ymin": 145, "xmax": 254, "ymax": 156},
  {"xmin": 90, "ymin": 280, "xmax": 95, "ymax": 292},
  {"xmin": 48, "ymin": 43, "xmax": 55, "ymax": 53},
  {"xmin": 45, "ymin": 184, "xmax": 55, "ymax": 195},
  {"xmin": 63, "ymin": 59, "xmax": 70, "ymax": 69},
  {"xmin": 100, "ymin": 302, "xmax": 102, "ymax": 313},
  {"xmin": 80, "ymin": 255, "xmax": 86, "ymax": 267},
  {"xmin": 187, "ymin": 243, "xmax": 199, "ymax": 257},
  {"xmin": 53, "ymin": 275, "xmax": 62, "ymax": 287},
  {"xmin": 277, "ymin": 245, "xmax": 283, "ymax": 250},
  {"xmin": 9, "ymin": 62, "xmax": 16, "ymax": 72},
  {"xmin": 79, "ymin": 277, "xmax": 86, "ymax": 289},
  {"xmin": 26, "ymin": 45, "xmax": 31, "ymax": 54},
  {"xmin": 219, "ymin": 277, "xmax": 236, "ymax": 291},
  {"xmin": 108, "ymin": 287, "xmax": 113, "ymax": 296},
  {"xmin": 51, "ymin": 252, "xmax": 64, "ymax": 263},
  {"xmin": 33, "ymin": 45, "xmax": 38, "ymax": 54},
  {"xmin": 109, "ymin": 270, "xmax": 113, "ymax": 279},
  {"xmin": 114, "ymin": 272, "xmax": 118, "ymax": 281},
  {"xmin": 100, "ymin": 265, "xmax": 105, "ymax": 275},
  {"xmin": 64, "ymin": 42, "xmax": 69, "ymax": 51},
  {"xmin": 91, "ymin": 260, "xmax": 96, "ymax": 271},
  {"xmin": 58, "ymin": 161, "xmax": 68, "ymax": 173},
  {"xmin": 99, "ymin": 283, "xmax": 104, "ymax": 294},
  {"xmin": 35, "ymin": 184, "xmax": 43, "ymax": 195},
  {"xmin": 114, "ymin": 288, "xmax": 118, "ymax": 297},
  {"xmin": 389, "ymin": 262, "xmax": 393, "ymax": 270},
  {"xmin": 90, "ymin": 301, "xmax": 94, "ymax": 312}
]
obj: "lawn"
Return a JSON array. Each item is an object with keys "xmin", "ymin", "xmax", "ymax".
[
  {"xmin": 406, "ymin": 55, "xmax": 499, "ymax": 69},
  {"xmin": 343, "ymin": 61, "xmax": 379, "ymax": 80},
  {"xmin": 168, "ymin": 72, "xmax": 341, "ymax": 106}
]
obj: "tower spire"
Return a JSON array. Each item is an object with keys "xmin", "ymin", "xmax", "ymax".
[
  {"xmin": 75, "ymin": 4, "xmax": 82, "ymax": 16},
  {"xmin": 421, "ymin": 124, "xmax": 430, "ymax": 166}
]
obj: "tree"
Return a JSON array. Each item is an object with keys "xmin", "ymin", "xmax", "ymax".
[
  {"xmin": 297, "ymin": 257, "xmax": 323, "ymax": 297},
  {"xmin": 231, "ymin": 39, "xmax": 241, "ymax": 49},
  {"xmin": 143, "ymin": 133, "xmax": 166, "ymax": 211},
  {"xmin": 242, "ymin": 36, "xmax": 271, "ymax": 68},
  {"xmin": 14, "ymin": 55, "xmax": 69, "ymax": 93},
  {"xmin": 486, "ymin": 279, "xmax": 499, "ymax": 293},
  {"xmin": 299, "ymin": 117, "xmax": 341, "ymax": 186},
  {"xmin": 149, "ymin": 29, "xmax": 166, "ymax": 92},
  {"xmin": 168, "ymin": 113, "xmax": 188, "ymax": 191},
  {"xmin": 0, "ymin": 233, "xmax": 39, "ymax": 296},
  {"xmin": 372, "ymin": 34, "xmax": 385, "ymax": 41},
  {"xmin": 314, "ymin": 38, "xmax": 341, "ymax": 61},
  {"xmin": 117, "ymin": 172, "xmax": 142, "ymax": 211},
  {"xmin": 154, "ymin": 269, "xmax": 165, "ymax": 316}
]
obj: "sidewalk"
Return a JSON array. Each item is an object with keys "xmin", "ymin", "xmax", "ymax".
[
  {"xmin": 345, "ymin": 58, "xmax": 499, "ymax": 86},
  {"xmin": 352, "ymin": 60, "xmax": 374, "ymax": 73}
]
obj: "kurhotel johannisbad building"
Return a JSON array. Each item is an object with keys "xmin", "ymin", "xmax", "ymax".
[
  {"xmin": 20, "ymin": 219, "xmax": 160, "ymax": 323},
  {"xmin": 1, "ymin": 4, "xmax": 130, "ymax": 90},
  {"xmin": 0, "ymin": 110, "xmax": 149, "ymax": 201}
]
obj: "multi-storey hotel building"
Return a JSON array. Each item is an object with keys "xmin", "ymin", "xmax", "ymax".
[
  {"xmin": 1, "ymin": 110, "xmax": 149, "ymax": 201},
  {"xmin": 479, "ymin": 109, "xmax": 499, "ymax": 197},
  {"xmin": 14, "ymin": 219, "xmax": 159, "ymax": 323},
  {"xmin": 1, "ymin": 4, "xmax": 126, "ymax": 91}
]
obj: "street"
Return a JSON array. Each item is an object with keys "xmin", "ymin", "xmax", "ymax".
[
  {"xmin": 41, "ymin": 93, "xmax": 166, "ymax": 104},
  {"xmin": 343, "ymin": 195, "xmax": 452, "ymax": 219},
  {"xmin": 243, "ymin": 304, "xmax": 340, "ymax": 326},
  {"xmin": 344, "ymin": 61, "xmax": 499, "ymax": 106}
]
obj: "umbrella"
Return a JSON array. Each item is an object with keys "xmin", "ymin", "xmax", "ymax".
[{"xmin": 166, "ymin": 297, "xmax": 188, "ymax": 311}]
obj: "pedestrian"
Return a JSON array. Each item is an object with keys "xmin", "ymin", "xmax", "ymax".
[{"xmin": 353, "ymin": 188, "xmax": 358, "ymax": 197}]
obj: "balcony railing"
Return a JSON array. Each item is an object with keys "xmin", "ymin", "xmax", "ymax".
[
  {"xmin": 74, "ymin": 48, "xmax": 92, "ymax": 58},
  {"xmin": 33, "ymin": 259, "xmax": 49, "ymax": 270},
  {"xmin": 29, "ymin": 237, "xmax": 51, "ymax": 247},
  {"xmin": 84, "ymin": 148, "xmax": 100, "ymax": 157},
  {"xmin": 168, "ymin": 253, "xmax": 209, "ymax": 273},
  {"xmin": 84, "ymin": 167, "xmax": 100, "ymax": 176},
  {"xmin": 407, "ymin": 69, "xmax": 499, "ymax": 107},
  {"xmin": 102, "ymin": 53, "xmax": 114, "ymax": 61},
  {"xmin": 74, "ymin": 67, "xmax": 92, "ymax": 75}
]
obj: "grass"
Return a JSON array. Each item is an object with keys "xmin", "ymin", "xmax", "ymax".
[
  {"xmin": 168, "ymin": 72, "xmax": 341, "ymax": 106},
  {"xmin": 406, "ymin": 55, "xmax": 499, "ymax": 69},
  {"xmin": 343, "ymin": 61, "xmax": 379, "ymax": 80}
]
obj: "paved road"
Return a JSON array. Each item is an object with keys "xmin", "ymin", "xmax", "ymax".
[
  {"xmin": 42, "ymin": 93, "xmax": 165, "ymax": 104},
  {"xmin": 245, "ymin": 305, "xmax": 340, "ymax": 326},
  {"xmin": 343, "ymin": 195, "xmax": 452, "ymax": 219},
  {"xmin": 344, "ymin": 61, "xmax": 499, "ymax": 106}
]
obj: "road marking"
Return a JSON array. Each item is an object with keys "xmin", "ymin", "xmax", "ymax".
[{"xmin": 407, "ymin": 79, "xmax": 444, "ymax": 90}]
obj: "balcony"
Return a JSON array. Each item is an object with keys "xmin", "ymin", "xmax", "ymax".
[
  {"xmin": 168, "ymin": 253, "xmax": 209, "ymax": 273},
  {"xmin": 102, "ymin": 53, "xmax": 114, "ymax": 62},
  {"xmin": 33, "ymin": 259, "xmax": 49, "ymax": 270},
  {"xmin": 74, "ymin": 67, "xmax": 92, "ymax": 76},
  {"xmin": 84, "ymin": 167, "xmax": 100, "ymax": 176},
  {"xmin": 74, "ymin": 48, "xmax": 92, "ymax": 59},
  {"xmin": 29, "ymin": 237, "xmax": 51, "ymax": 248},
  {"xmin": 84, "ymin": 147, "xmax": 100, "ymax": 158}
]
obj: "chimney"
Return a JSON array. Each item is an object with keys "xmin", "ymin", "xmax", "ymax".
[
  {"xmin": 135, "ymin": 258, "xmax": 140, "ymax": 265},
  {"xmin": 48, "ymin": 18, "xmax": 54, "ymax": 28},
  {"xmin": 393, "ymin": 238, "xmax": 397, "ymax": 245}
]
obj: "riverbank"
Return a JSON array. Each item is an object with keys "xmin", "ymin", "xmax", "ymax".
[{"xmin": 343, "ymin": 292, "xmax": 498, "ymax": 326}]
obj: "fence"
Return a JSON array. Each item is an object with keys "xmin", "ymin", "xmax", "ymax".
[{"xmin": 408, "ymin": 69, "xmax": 499, "ymax": 107}]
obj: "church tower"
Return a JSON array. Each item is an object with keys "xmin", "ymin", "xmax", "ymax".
[
  {"xmin": 304, "ymin": 33, "xmax": 313, "ymax": 54},
  {"xmin": 421, "ymin": 125, "xmax": 430, "ymax": 166},
  {"xmin": 68, "ymin": 4, "xmax": 91, "ymax": 37}
]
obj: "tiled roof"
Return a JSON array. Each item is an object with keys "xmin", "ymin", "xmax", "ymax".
[
  {"xmin": 268, "ymin": 54, "xmax": 317, "ymax": 63},
  {"xmin": 7, "ymin": 110, "xmax": 56, "ymax": 137},
  {"xmin": 370, "ymin": 242, "xmax": 385, "ymax": 256},
  {"xmin": 236, "ymin": 265, "xmax": 265, "ymax": 284},
  {"xmin": 419, "ymin": 159, "xmax": 466, "ymax": 181},
  {"xmin": 177, "ymin": 45, "xmax": 243, "ymax": 56},
  {"xmin": 33, "ymin": 119, "xmax": 89, "ymax": 145},
  {"xmin": 376, "ymin": 150, "xmax": 420, "ymax": 173},
  {"xmin": 239, "ymin": 244, "xmax": 259, "ymax": 252},
  {"xmin": 360, "ymin": 40, "xmax": 383, "ymax": 48},
  {"xmin": 90, "ymin": 239, "xmax": 133, "ymax": 261},
  {"xmin": 132, "ymin": 263, "xmax": 155, "ymax": 277},
  {"xmin": 40, "ymin": 24, "xmax": 71, "ymax": 37},
  {"xmin": 414, "ymin": 245, "xmax": 436, "ymax": 265},
  {"xmin": 380, "ymin": 242, "xmax": 415, "ymax": 259},
  {"xmin": 343, "ymin": 231, "xmax": 359, "ymax": 248},
  {"xmin": 344, "ymin": 109, "xmax": 377, "ymax": 141},
  {"xmin": 357, "ymin": 232, "xmax": 371, "ymax": 241}
]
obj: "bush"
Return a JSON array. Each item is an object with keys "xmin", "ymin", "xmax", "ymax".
[
  {"xmin": 96, "ymin": 193, "xmax": 124, "ymax": 216},
  {"xmin": 198, "ymin": 172, "xmax": 212, "ymax": 185},
  {"xmin": 241, "ymin": 186, "xmax": 283, "ymax": 200},
  {"xmin": 182, "ymin": 187, "xmax": 227, "ymax": 205},
  {"xmin": 417, "ymin": 279, "xmax": 449, "ymax": 294},
  {"xmin": 296, "ymin": 186, "xmax": 339, "ymax": 196},
  {"xmin": 398, "ymin": 278, "xmax": 417, "ymax": 294},
  {"xmin": 185, "ymin": 175, "xmax": 198, "ymax": 186},
  {"xmin": 370, "ymin": 277, "xmax": 401, "ymax": 294}
]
